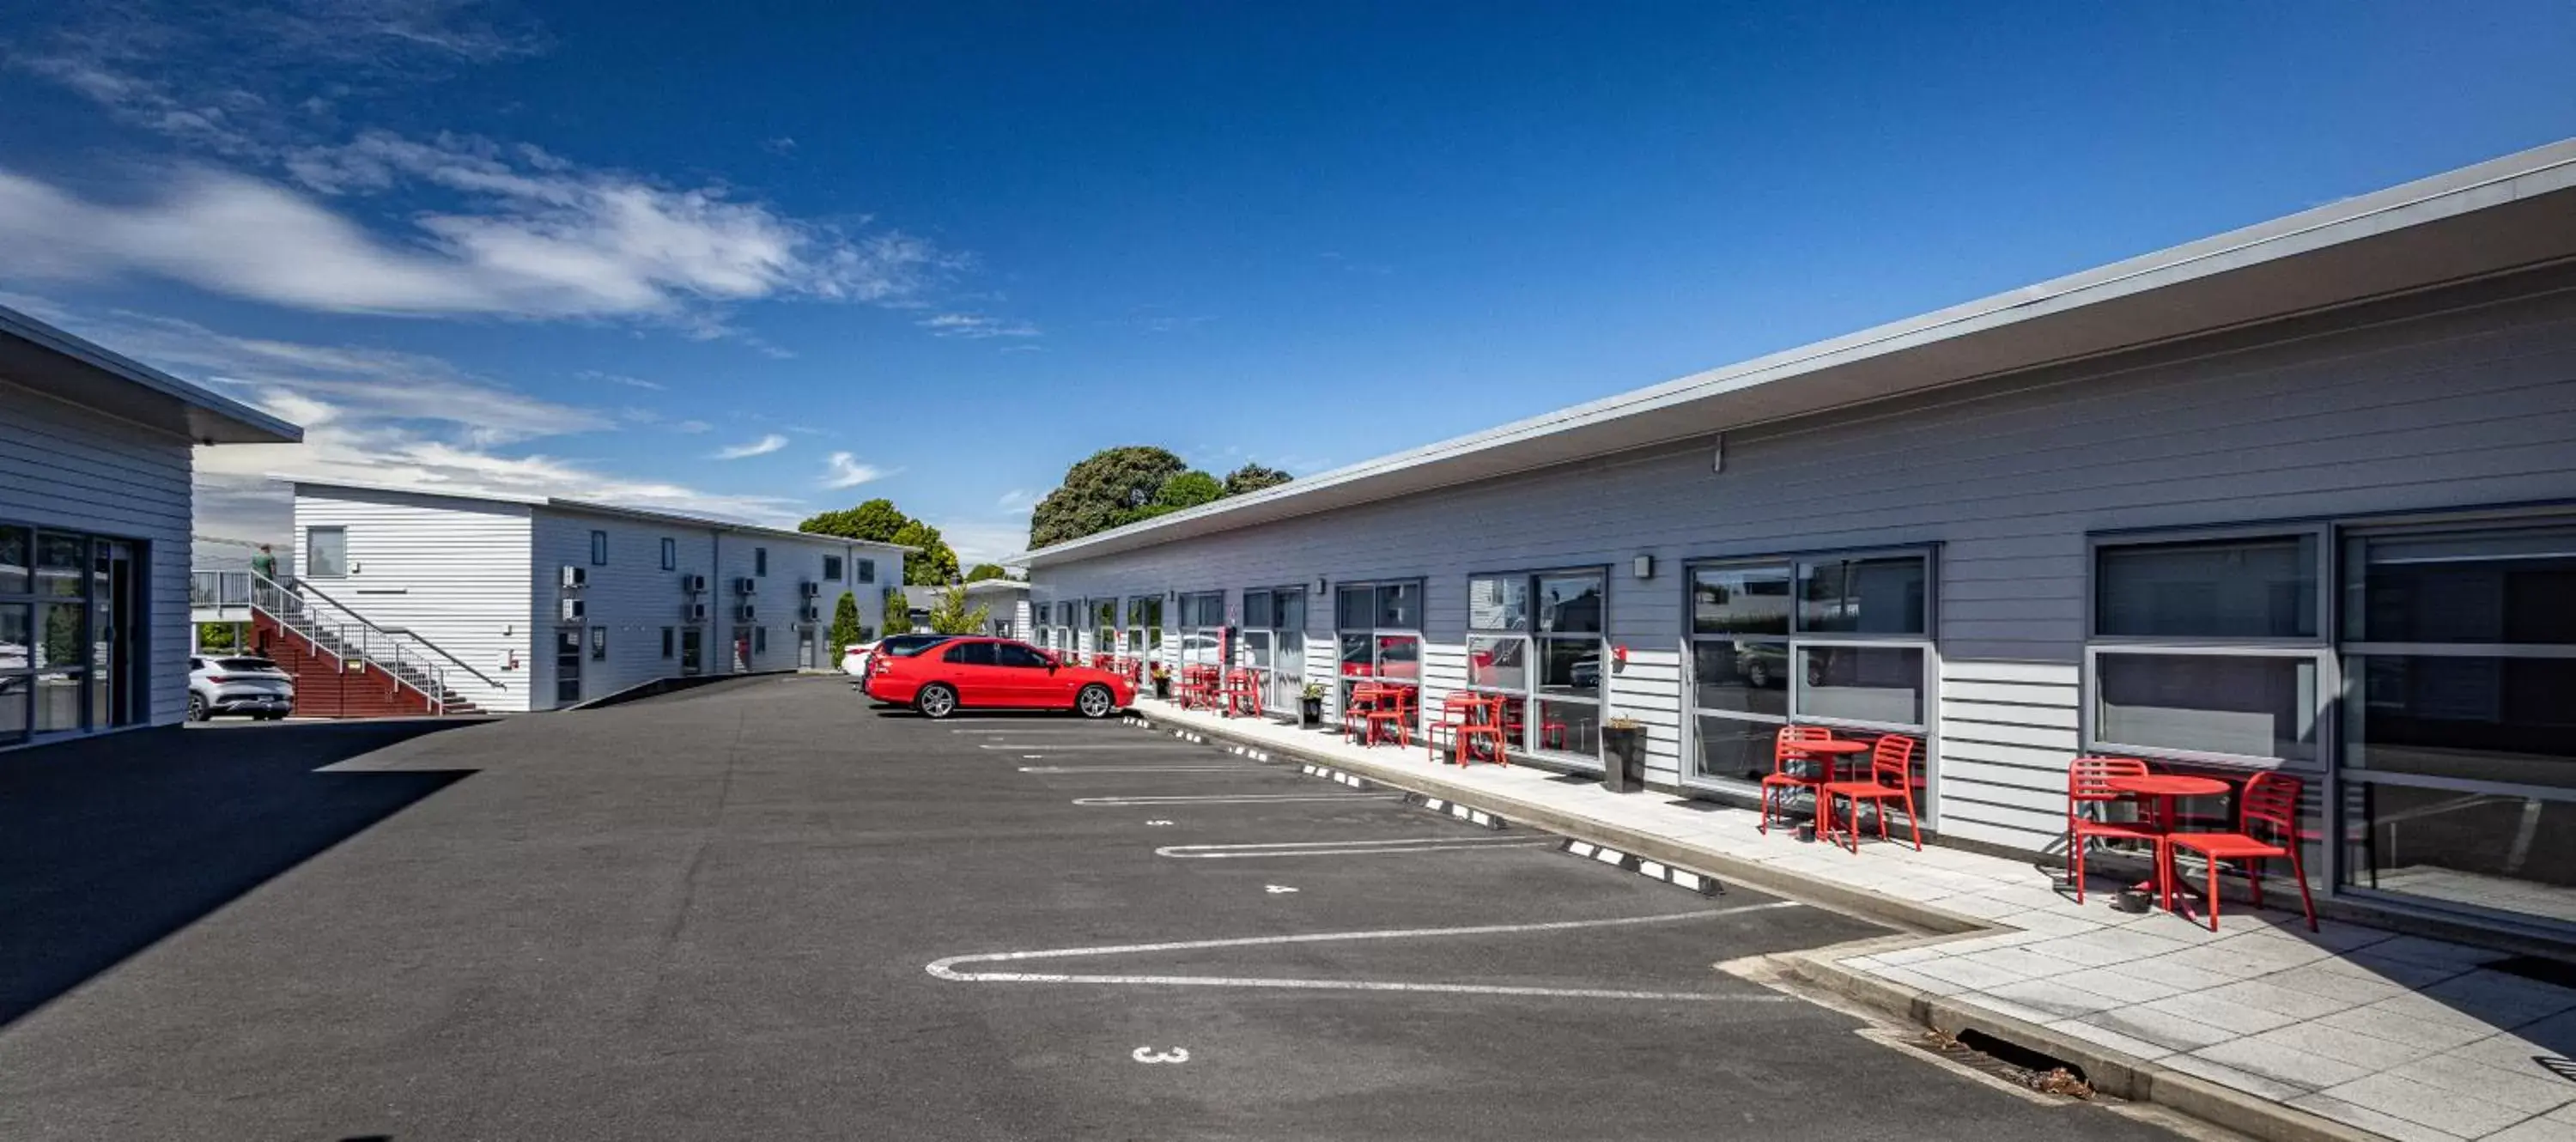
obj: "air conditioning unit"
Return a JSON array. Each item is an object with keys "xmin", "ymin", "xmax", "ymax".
[
  {"xmin": 798, "ymin": 604, "xmax": 819, "ymax": 623},
  {"xmin": 683, "ymin": 601, "xmax": 708, "ymax": 623},
  {"xmin": 735, "ymin": 603, "xmax": 757, "ymax": 623},
  {"xmin": 681, "ymin": 573, "xmax": 708, "ymax": 594},
  {"xmin": 799, "ymin": 581, "xmax": 821, "ymax": 598},
  {"xmin": 561, "ymin": 566, "xmax": 587, "ymax": 589},
  {"xmin": 560, "ymin": 598, "xmax": 586, "ymax": 622},
  {"xmin": 732, "ymin": 576, "xmax": 758, "ymax": 596}
]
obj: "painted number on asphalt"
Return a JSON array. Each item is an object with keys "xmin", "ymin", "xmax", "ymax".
[
  {"xmin": 1265, "ymin": 884, "xmax": 1299, "ymax": 894},
  {"xmin": 1132, "ymin": 1047, "xmax": 1190, "ymax": 1064}
]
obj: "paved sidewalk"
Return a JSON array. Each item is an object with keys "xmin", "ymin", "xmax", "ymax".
[{"xmin": 1130, "ymin": 698, "xmax": 2576, "ymax": 1142}]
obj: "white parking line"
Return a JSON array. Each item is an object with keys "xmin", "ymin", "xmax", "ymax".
[
  {"xmin": 1156, "ymin": 836, "xmax": 1553, "ymax": 859},
  {"xmin": 981, "ymin": 744, "xmax": 1209, "ymax": 751},
  {"xmin": 1018, "ymin": 765, "xmax": 1267, "ymax": 774},
  {"xmin": 924, "ymin": 904, "xmax": 1799, "ymax": 1002},
  {"xmin": 1074, "ymin": 793, "xmax": 1406, "ymax": 806}
]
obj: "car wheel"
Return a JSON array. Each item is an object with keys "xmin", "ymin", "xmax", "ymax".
[
  {"xmin": 1075, "ymin": 684, "xmax": 1115, "ymax": 720},
  {"xmin": 916, "ymin": 683, "xmax": 958, "ymax": 720},
  {"xmin": 188, "ymin": 694, "xmax": 210, "ymax": 722},
  {"xmin": 1745, "ymin": 660, "xmax": 1769, "ymax": 689}
]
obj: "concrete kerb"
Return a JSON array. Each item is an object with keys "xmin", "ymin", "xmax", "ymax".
[{"xmin": 1120, "ymin": 712, "xmax": 2390, "ymax": 1142}]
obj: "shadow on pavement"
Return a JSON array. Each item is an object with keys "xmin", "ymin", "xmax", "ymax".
[{"xmin": 0, "ymin": 721, "xmax": 479, "ymax": 1027}]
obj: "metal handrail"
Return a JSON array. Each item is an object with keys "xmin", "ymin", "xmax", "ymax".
[{"xmin": 268, "ymin": 574, "xmax": 501, "ymax": 689}]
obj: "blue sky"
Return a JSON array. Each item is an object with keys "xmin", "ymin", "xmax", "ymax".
[{"xmin": 3, "ymin": 2, "xmax": 2573, "ymax": 564}]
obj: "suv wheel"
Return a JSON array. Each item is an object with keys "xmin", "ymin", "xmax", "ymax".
[
  {"xmin": 916, "ymin": 683, "xmax": 958, "ymax": 720},
  {"xmin": 1075, "ymin": 684, "xmax": 1115, "ymax": 720},
  {"xmin": 188, "ymin": 693, "xmax": 210, "ymax": 722}
]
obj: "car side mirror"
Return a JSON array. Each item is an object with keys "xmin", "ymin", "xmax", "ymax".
[{"xmin": 1047, "ymin": 661, "xmax": 1059, "ymax": 673}]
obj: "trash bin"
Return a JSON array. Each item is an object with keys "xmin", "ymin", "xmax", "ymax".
[{"xmin": 1602, "ymin": 723, "xmax": 1645, "ymax": 793}]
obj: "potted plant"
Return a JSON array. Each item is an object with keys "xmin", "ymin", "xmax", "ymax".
[
  {"xmin": 1602, "ymin": 715, "xmax": 1646, "ymax": 793},
  {"xmin": 1298, "ymin": 682, "xmax": 1327, "ymax": 728},
  {"xmin": 1149, "ymin": 662, "xmax": 1171, "ymax": 701}
]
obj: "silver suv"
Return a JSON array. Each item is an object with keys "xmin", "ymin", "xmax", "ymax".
[{"xmin": 187, "ymin": 655, "xmax": 296, "ymax": 721}]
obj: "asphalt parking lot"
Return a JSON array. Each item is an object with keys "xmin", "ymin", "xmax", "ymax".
[{"xmin": 0, "ymin": 677, "xmax": 2194, "ymax": 1139}]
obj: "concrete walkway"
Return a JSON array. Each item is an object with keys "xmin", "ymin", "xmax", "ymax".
[{"xmin": 1129, "ymin": 698, "xmax": 2576, "ymax": 1142}]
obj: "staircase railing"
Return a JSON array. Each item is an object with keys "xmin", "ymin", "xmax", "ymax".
[{"xmin": 232, "ymin": 569, "xmax": 496, "ymax": 715}]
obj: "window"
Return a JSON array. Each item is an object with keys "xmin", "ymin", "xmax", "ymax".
[
  {"xmin": 2088, "ymin": 531, "xmax": 2322, "ymax": 765},
  {"xmin": 306, "ymin": 526, "xmax": 348, "ymax": 579},
  {"xmin": 1686, "ymin": 551, "xmax": 1931, "ymax": 787},
  {"xmin": 1092, "ymin": 598, "xmax": 1123, "ymax": 664},
  {"xmin": 2339, "ymin": 520, "xmax": 2576, "ymax": 922},
  {"xmin": 858, "ymin": 558, "xmax": 876, "ymax": 584},
  {"xmin": 1127, "ymin": 595, "xmax": 1164, "ymax": 662},
  {"xmin": 660, "ymin": 627, "xmax": 675, "ymax": 659},
  {"xmin": 590, "ymin": 626, "xmax": 607, "ymax": 661},
  {"xmin": 824, "ymin": 555, "xmax": 844, "ymax": 580},
  {"xmin": 1177, "ymin": 591, "xmax": 1225, "ymax": 668},
  {"xmin": 1236, "ymin": 586, "xmax": 1307, "ymax": 718},
  {"xmin": 660, "ymin": 538, "xmax": 677, "ymax": 571},
  {"xmin": 996, "ymin": 642, "xmax": 1050, "ymax": 669},
  {"xmin": 1467, "ymin": 571, "xmax": 1606, "ymax": 762},
  {"xmin": 753, "ymin": 626, "xmax": 768, "ymax": 654},
  {"xmin": 1333, "ymin": 578, "xmax": 1424, "ymax": 723},
  {"xmin": 944, "ymin": 640, "xmax": 998, "ymax": 666},
  {"xmin": 591, "ymin": 530, "xmax": 609, "ymax": 566},
  {"xmin": 755, "ymin": 548, "xmax": 769, "ymax": 577}
]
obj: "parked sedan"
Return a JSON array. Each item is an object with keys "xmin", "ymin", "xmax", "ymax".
[
  {"xmin": 187, "ymin": 655, "xmax": 296, "ymax": 720},
  {"xmin": 863, "ymin": 636, "xmax": 1133, "ymax": 720}
]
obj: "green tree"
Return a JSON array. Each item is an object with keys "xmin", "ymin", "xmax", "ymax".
[
  {"xmin": 800, "ymin": 497, "xmax": 958, "ymax": 584},
  {"xmin": 881, "ymin": 587, "xmax": 913, "ymax": 635},
  {"xmin": 827, "ymin": 592, "xmax": 864, "ymax": 657},
  {"xmin": 1223, "ymin": 463, "xmax": 1292, "ymax": 495},
  {"xmin": 924, "ymin": 584, "xmax": 993, "ymax": 635},
  {"xmin": 1154, "ymin": 470, "xmax": 1224, "ymax": 511},
  {"xmin": 963, "ymin": 563, "xmax": 1012, "ymax": 583},
  {"xmin": 1029, "ymin": 446, "xmax": 1188, "ymax": 549}
]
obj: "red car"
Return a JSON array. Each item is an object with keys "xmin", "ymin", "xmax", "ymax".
[{"xmin": 863, "ymin": 636, "xmax": 1134, "ymax": 720}]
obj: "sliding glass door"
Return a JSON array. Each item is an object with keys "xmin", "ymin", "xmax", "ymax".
[
  {"xmin": 1334, "ymin": 580, "xmax": 1421, "ymax": 722},
  {"xmin": 1467, "ymin": 569, "xmax": 1607, "ymax": 766}
]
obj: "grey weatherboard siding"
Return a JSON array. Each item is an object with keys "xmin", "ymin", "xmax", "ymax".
[{"xmin": 1030, "ymin": 264, "xmax": 2576, "ymax": 856}]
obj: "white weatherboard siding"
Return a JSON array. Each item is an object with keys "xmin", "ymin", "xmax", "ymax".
[
  {"xmin": 530, "ymin": 510, "xmax": 714, "ymax": 707},
  {"xmin": 293, "ymin": 490, "xmax": 534, "ymax": 712},
  {"xmin": 1, "ymin": 381, "xmax": 196, "ymax": 728},
  {"xmin": 1032, "ymin": 270, "xmax": 2576, "ymax": 850}
]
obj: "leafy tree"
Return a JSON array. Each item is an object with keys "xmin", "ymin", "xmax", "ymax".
[
  {"xmin": 801, "ymin": 497, "xmax": 958, "ymax": 584},
  {"xmin": 890, "ymin": 519, "xmax": 960, "ymax": 584},
  {"xmin": 881, "ymin": 587, "xmax": 913, "ymax": 635},
  {"xmin": 1154, "ymin": 470, "xmax": 1224, "ymax": 512},
  {"xmin": 1029, "ymin": 446, "xmax": 1188, "ymax": 549},
  {"xmin": 924, "ymin": 584, "xmax": 993, "ymax": 635},
  {"xmin": 963, "ymin": 563, "xmax": 1012, "ymax": 583},
  {"xmin": 1223, "ymin": 463, "xmax": 1292, "ymax": 495},
  {"xmin": 827, "ymin": 592, "xmax": 864, "ymax": 657}
]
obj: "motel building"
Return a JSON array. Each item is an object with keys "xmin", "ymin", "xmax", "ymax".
[
  {"xmin": 2, "ymin": 304, "xmax": 302, "ymax": 752},
  {"xmin": 1017, "ymin": 139, "xmax": 2576, "ymax": 945},
  {"xmin": 242, "ymin": 482, "xmax": 909, "ymax": 714}
]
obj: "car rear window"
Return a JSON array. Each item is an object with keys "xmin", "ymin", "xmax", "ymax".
[
  {"xmin": 216, "ymin": 658, "xmax": 281, "ymax": 671},
  {"xmin": 884, "ymin": 635, "xmax": 955, "ymax": 658}
]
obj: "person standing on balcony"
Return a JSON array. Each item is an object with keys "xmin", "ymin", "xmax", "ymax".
[{"xmin": 251, "ymin": 544, "xmax": 277, "ymax": 582}]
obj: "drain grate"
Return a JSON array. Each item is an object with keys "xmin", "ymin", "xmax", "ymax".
[{"xmin": 1913, "ymin": 1029, "xmax": 2094, "ymax": 1100}]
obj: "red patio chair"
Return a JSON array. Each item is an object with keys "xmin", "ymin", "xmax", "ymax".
[
  {"xmin": 1427, "ymin": 692, "xmax": 1485, "ymax": 762},
  {"xmin": 1821, "ymin": 734, "xmax": 1923, "ymax": 853},
  {"xmin": 1757, "ymin": 726, "xmax": 1836, "ymax": 835},
  {"xmin": 1456, "ymin": 696, "xmax": 1509, "ymax": 767},
  {"xmin": 2166, "ymin": 772, "xmax": 2316, "ymax": 932},
  {"xmin": 2066, "ymin": 756, "xmax": 2167, "ymax": 904},
  {"xmin": 1363, "ymin": 685, "xmax": 1416, "ymax": 748}
]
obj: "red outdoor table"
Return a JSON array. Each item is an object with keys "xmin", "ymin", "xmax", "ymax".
[
  {"xmin": 2103, "ymin": 773, "xmax": 2233, "ymax": 907},
  {"xmin": 1786, "ymin": 738, "xmax": 1870, "ymax": 837}
]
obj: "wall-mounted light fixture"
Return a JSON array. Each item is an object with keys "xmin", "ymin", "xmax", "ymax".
[
  {"xmin": 1315, "ymin": 575, "xmax": 1327, "ymax": 595},
  {"xmin": 1632, "ymin": 555, "xmax": 1655, "ymax": 580}
]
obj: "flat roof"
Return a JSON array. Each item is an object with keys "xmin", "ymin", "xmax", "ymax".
[
  {"xmin": 1015, "ymin": 137, "xmax": 2576, "ymax": 568},
  {"xmin": 289, "ymin": 478, "xmax": 914, "ymax": 552},
  {"xmin": 0, "ymin": 303, "xmax": 302, "ymax": 445}
]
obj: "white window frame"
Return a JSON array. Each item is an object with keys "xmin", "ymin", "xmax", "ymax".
[
  {"xmin": 1680, "ymin": 546, "xmax": 1935, "ymax": 793},
  {"xmin": 1467, "ymin": 568, "xmax": 1609, "ymax": 767},
  {"xmin": 2082, "ymin": 525, "xmax": 2331, "ymax": 768},
  {"xmin": 306, "ymin": 526, "xmax": 349, "ymax": 580},
  {"xmin": 1331, "ymin": 577, "xmax": 1425, "ymax": 723}
]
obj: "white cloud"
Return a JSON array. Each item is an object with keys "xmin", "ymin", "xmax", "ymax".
[
  {"xmin": 761, "ymin": 137, "xmax": 797, "ymax": 155},
  {"xmin": 821, "ymin": 452, "xmax": 886, "ymax": 489},
  {"xmin": 0, "ymin": 153, "xmax": 954, "ymax": 323},
  {"xmin": 582, "ymin": 369, "xmax": 665, "ymax": 391},
  {"xmin": 711, "ymin": 434, "xmax": 787, "ymax": 460},
  {"xmin": 671, "ymin": 419, "xmax": 712, "ymax": 434},
  {"xmin": 918, "ymin": 312, "xmax": 1039, "ymax": 339},
  {"xmin": 994, "ymin": 488, "xmax": 1036, "ymax": 514},
  {"xmin": 935, "ymin": 518, "xmax": 1034, "ymax": 567}
]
